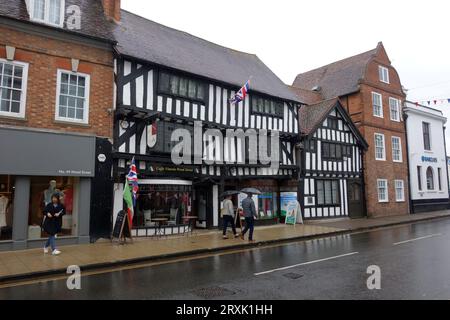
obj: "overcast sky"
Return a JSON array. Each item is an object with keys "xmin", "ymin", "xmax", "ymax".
[{"xmin": 122, "ymin": 0, "xmax": 450, "ymax": 152}]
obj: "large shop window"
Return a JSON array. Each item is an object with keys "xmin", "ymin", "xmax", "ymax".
[
  {"xmin": 317, "ymin": 180, "xmax": 340, "ymax": 206},
  {"xmin": 238, "ymin": 192, "xmax": 279, "ymax": 221},
  {"xmin": 257, "ymin": 192, "xmax": 278, "ymax": 220},
  {"xmin": 0, "ymin": 176, "xmax": 15, "ymax": 241},
  {"xmin": 158, "ymin": 72, "xmax": 206, "ymax": 103},
  {"xmin": 56, "ymin": 70, "xmax": 90, "ymax": 124},
  {"xmin": 0, "ymin": 59, "xmax": 28, "ymax": 118},
  {"xmin": 251, "ymin": 96, "xmax": 284, "ymax": 117},
  {"xmin": 28, "ymin": 177, "xmax": 78, "ymax": 240},
  {"xmin": 135, "ymin": 184, "xmax": 192, "ymax": 227}
]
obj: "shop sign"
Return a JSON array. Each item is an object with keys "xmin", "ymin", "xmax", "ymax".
[
  {"xmin": 97, "ymin": 154, "xmax": 107, "ymax": 163},
  {"xmin": 422, "ymin": 156, "xmax": 438, "ymax": 163},
  {"xmin": 0, "ymin": 128, "xmax": 96, "ymax": 177},
  {"xmin": 153, "ymin": 166, "xmax": 194, "ymax": 173}
]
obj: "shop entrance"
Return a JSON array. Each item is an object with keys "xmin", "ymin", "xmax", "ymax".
[
  {"xmin": 194, "ymin": 185, "xmax": 213, "ymax": 228},
  {"xmin": 347, "ymin": 180, "xmax": 365, "ymax": 218}
]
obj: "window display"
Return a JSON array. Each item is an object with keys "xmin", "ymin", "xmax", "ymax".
[
  {"xmin": 0, "ymin": 175, "xmax": 15, "ymax": 241},
  {"xmin": 238, "ymin": 191, "xmax": 278, "ymax": 221},
  {"xmin": 0, "ymin": 175, "xmax": 14, "ymax": 241},
  {"xmin": 29, "ymin": 176, "xmax": 78, "ymax": 239},
  {"xmin": 135, "ymin": 184, "xmax": 192, "ymax": 227}
]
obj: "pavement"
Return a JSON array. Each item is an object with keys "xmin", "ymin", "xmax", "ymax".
[
  {"xmin": 2, "ymin": 213, "xmax": 450, "ymax": 299},
  {"xmin": 0, "ymin": 210, "xmax": 449, "ymax": 283}
]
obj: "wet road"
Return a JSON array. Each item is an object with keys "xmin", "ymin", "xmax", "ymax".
[{"xmin": 1, "ymin": 218, "xmax": 450, "ymax": 300}]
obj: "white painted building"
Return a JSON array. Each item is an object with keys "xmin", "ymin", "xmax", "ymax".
[{"xmin": 404, "ymin": 101, "xmax": 450, "ymax": 212}]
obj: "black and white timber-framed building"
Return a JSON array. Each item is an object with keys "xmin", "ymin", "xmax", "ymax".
[
  {"xmin": 297, "ymin": 98, "xmax": 369, "ymax": 219},
  {"xmin": 110, "ymin": 11, "xmax": 301, "ymax": 234}
]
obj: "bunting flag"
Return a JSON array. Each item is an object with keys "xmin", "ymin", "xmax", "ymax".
[
  {"xmin": 123, "ymin": 177, "xmax": 134, "ymax": 231},
  {"xmin": 414, "ymin": 98, "xmax": 450, "ymax": 106},
  {"xmin": 127, "ymin": 157, "xmax": 139, "ymax": 206}
]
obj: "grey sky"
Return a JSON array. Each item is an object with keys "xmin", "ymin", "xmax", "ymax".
[{"xmin": 122, "ymin": 0, "xmax": 450, "ymax": 149}]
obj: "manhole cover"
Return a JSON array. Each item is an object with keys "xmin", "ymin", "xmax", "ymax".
[
  {"xmin": 192, "ymin": 286, "xmax": 236, "ymax": 299},
  {"xmin": 283, "ymin": 273, "xmax": 304, "ymax": 280}
]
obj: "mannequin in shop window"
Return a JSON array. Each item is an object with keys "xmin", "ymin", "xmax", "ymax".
[
  {"xmin": 0, "ymin": 194, "xmax": 9, "ymax": 238},
  {"xmin": 44, "ymin": 180, "xmax": 57, "ymax": 206}
]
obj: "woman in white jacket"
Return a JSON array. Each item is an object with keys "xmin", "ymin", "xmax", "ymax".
[{"xmin": 222, "ymin": 195, "xmax": 239, "ymax": 239}]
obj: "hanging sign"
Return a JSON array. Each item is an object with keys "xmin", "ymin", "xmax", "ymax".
[{"xmin": 147, "ymin": 122, "xmax": 158, "ymax": 148}]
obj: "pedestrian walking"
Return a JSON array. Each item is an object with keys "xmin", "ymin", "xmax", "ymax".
[
  {"xmin": 42, "ymin": 194, "xmax": 65, "ymax": 256},
  {"xmin": 221, "ymin": 195, "xmax": 239, "ymax": 239},
  {"xmin": 240, "ymin": 193, "xmax": 257, "ymax": 242}
]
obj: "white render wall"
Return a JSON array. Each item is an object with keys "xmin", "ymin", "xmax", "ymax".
[{"xmin": 405, "ymin": 102, "xmax": 449, "ymax": 200}]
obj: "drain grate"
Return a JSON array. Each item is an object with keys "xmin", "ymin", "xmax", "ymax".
[
  {"xmin": 192, "ymin": 286, "xmax": 236, "ymax": 299},
  {"xmin": 283, "ymin": 273, "xmax": 304, "ymax": 280}
]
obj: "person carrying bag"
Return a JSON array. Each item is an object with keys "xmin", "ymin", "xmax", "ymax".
[{"xmin": 42, "ymin": 194, "xmax": 65, "ymax": 256}]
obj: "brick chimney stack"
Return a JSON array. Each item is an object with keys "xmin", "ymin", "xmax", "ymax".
[{"xmin": 102, "ymin": 0, "xmax": 121, "ymax": 22}]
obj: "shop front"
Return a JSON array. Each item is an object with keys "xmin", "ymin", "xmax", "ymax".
[
  {"xmin": 0, "ymin": 127, "xmax": 98, "ymax": 251},
  {"xmin": 224, "ymin": 179, "xmax": 299, "ymax": 226},
  {"xmin": 112, "ymin": 156, "xmax": 224, "ymax": 236}
]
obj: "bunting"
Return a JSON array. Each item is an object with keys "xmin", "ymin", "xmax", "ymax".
[{"xmin": 414, "ymin": 98, "xmax": 450, "ymax": 106}]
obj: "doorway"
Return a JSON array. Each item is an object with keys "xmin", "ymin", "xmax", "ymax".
[{"xmin": 347, "ymin": 180, "xmax": 365, "ymax": 218}]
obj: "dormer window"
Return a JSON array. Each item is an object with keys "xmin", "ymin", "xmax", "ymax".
[
  {"xmin": 29, "ymin": 0, "xmax": 65, "ymax": 27},
  {"xmin": 378, "ymin": 66, "xmax": 390, "ymax": 84}
]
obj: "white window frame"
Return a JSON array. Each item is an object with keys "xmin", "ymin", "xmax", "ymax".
[
  {"xmin": 391, "ymin": 136, "xmax": 403, "ymax": 163},
  {"xmin": 372, "ymin": 92, "xmax": 383, "ymax": 118},
  {"xmin": 395, "ymin": 180, "xmax": 405, "ymax": 202},
  {"xmin": 374, "ymin": 133, "xmax": 386, "ymax": 161},
  {"xmin": 379, "ymin": 65, "xmax": 390, "ymax": 84},
  {"xmin": 55, "ymin": 69, "xmax": 90, "ymax": 125},
  {"xmin": 423, "ymin": 122, "xmax": 432, "ymax": 151},
  {"xmin": 389, "ymin": 97, "xmax": 401, "ymax": 122},
  {"xmin": 29, "ymin": 0, "xmax": 65, "ymax": 28},
  {"xmin": 377, "ymin": 179, "xmax": 389, "ymax": 203},
  {"xmin": 0, "ymin": 59, "xmax": 29, "ymax": 119}
]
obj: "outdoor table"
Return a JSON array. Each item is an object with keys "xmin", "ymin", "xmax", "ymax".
[
  {"xmin": 182, "ymin": 216, "xmax": 198, "ymax": 235},
  {"xmin": 151, "ymin": 218, "xmax": 168, "ymax": 238}
]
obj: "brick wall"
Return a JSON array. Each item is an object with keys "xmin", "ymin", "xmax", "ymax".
[
  {"xmin": 345, "ymin": 45, "xmax": 409, "ymax": 217},
  {"xmin": 0, "ymin": 25, "xmax": 114, "ymax": 139}
]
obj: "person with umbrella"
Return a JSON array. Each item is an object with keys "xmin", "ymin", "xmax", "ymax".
[
  {"xmin": 221, "ymin": 191, "xmax": 239, "ymax": 239},
  {"xmin": 240, "ymin": 188, "xmax": 260, "ymax": 242}
]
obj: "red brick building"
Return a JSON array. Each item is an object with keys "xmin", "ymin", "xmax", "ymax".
[
  {"xmin": 0, "ymin": 0, "xmax": 116, "ymax": 250},
  {"xmin": 292, "ymin": 43, "xmax": 409, "ymax": 217}
]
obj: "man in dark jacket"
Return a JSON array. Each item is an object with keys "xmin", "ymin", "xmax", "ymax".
[{"xmin": 240, "ymin": 193, "xmax": 257, "ymax": 242}]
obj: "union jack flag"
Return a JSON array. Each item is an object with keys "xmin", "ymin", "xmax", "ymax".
[
  {"xmin": 127, "ymin": 157, "xmax": 139, "ymax": 206},
  {"xmin": 230, "ymin": 79, "xmax": 251, "ymax": 105}
]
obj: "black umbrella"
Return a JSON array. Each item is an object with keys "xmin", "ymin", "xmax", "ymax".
[
  {"xmin": 220, "ymin": 190, "xmax": 240, "ymax": 198},
  {"xmin": 240, "ymin": 188, "xmax": 262, "ymax": 195}
]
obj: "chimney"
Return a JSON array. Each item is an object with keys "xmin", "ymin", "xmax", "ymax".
[{"xmin": 102, "ymin": 0, "xmax": 121, "ymax": 22}]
